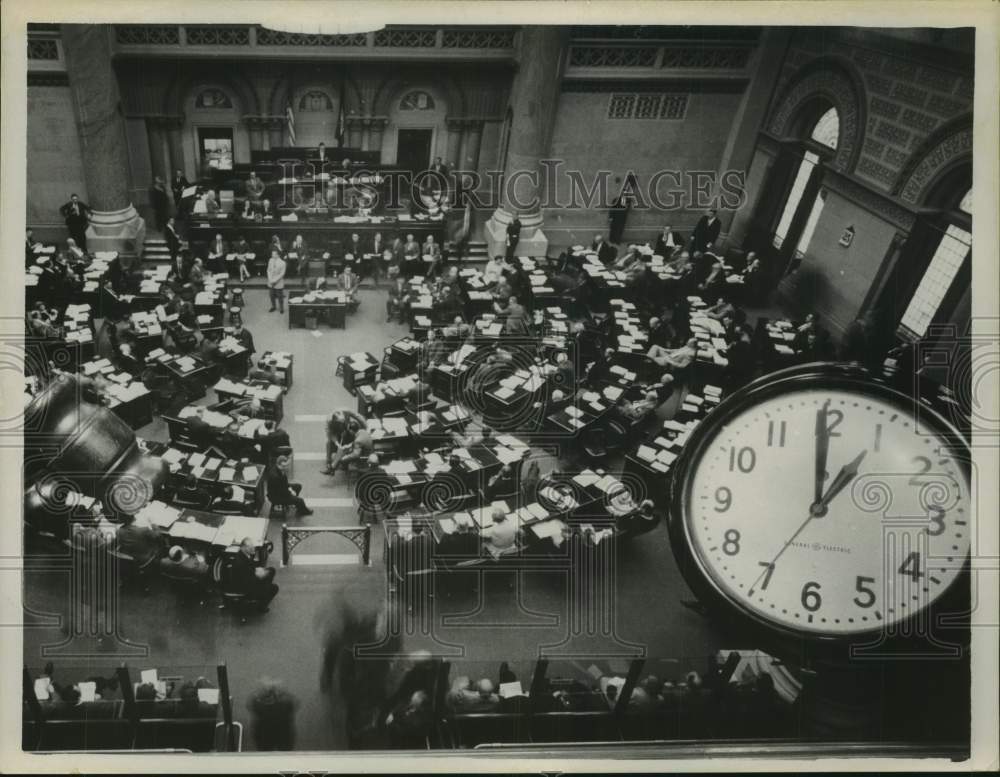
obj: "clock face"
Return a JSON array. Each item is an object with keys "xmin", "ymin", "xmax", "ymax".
[{"xmin": 683, "ymin": 385, "xmax": 970, "ymax": 637}]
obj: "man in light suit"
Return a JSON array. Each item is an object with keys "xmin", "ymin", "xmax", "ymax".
[{"xmin": 266, "ymin": 249, "xmax": 287, "ymax": 314}]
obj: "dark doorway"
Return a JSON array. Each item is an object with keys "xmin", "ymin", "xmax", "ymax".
[{"xmin": 396, "ymin": 129, "xmax": 433, "ymax": 175}]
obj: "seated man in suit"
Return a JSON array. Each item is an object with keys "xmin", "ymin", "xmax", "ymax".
[
  {"xmin": 618, "ymin": 389, "xmax": 661, "ymax": 423},
  {"xmin": 647, "ymin": 337, "xmax": 698, "ymax": 372},
  {"xmin": 225, "ymin": 537, "xmax": 279, "ymax": 611},
  {"xmin": 254, "ymin": 420, "xmax": 291, "ymax": 461},
  {"xmin": 172, "ymin": 473, "xmax": 212, "ymax": 510},
  {"xmin": 239, "ymin": 198, "xmax": 257, "ymax": 222},
  {"xmin": 259, "ymin": 198, "xmax": 275, "ymax": 219},
  {"xmin": 159, "ymin": 544, "xmax": 210, "ymax": 585},
  {"xmin": 654, "ymin": 225, "xmax": 684, "ymax": 259},
  {"xmin": 339, "ymin": 264, "xmax": 361, "ymax": 302},
  {"xmin": 591, "ymin": 233, "xmax": 616, "ymax": 266},
  {"xmin": 266, "ymin": 459, "xmax": 313, "ymax": 515},
  {"xmin": 206, "ymin": 233, "xmax": 229, "ymax": 274},
  {"xmin": 114, "ymin": 513, "xmax": 163, "ymax": 578},
  {"xmin": 402, "ymin": 233, "xmax": 421, "ymax": 278},
  {"xmin": 245, "ymin": 171, "xmax": 265, "ymax": 202},
  {"xmin": 422, "ymin": 234, "xmax": 442, "ymax": 277},
  {"xmin": 386, "ymin": 276, "xmax": 412, "ymax": 323},
  {"xmin": 326, "ymin": 426, "xmax": 375, "ymax": 478},
  {"xmin": 553, "ymin": 350, "xmax": 576, "ymax": 392},
  {"xmin": 483, "ymin": 507, "xmax": 518, "ymax": 556}
]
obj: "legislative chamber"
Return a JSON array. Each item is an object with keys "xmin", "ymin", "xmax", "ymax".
[{"xmin": 12, "ymin": 13, "xmax": 991, "ymax": 769}]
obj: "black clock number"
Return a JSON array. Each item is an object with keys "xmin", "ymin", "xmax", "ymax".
[
  {"xmin": 801, "ymin": 581, "xmax": 822, "ymax": 612},
  {"xmin": 722, "ymin": 529, "xmax": 741, "ymax": 556},
  {"xmin": 874, "ymin": 423, "xmax": 882, "ymax": 452},
  {"xmin": 757, "ymin": 561, "xmax": 775, "ymax": 590},
  {"xmin": 826, "ymin": 409, "xmax": 844, "ymax": 437},
  {"xmin": 926, "ymin": 506, "xmax": 946, "ymax": 536},
  {"xmin": 853, "ymin": 576, "xmax": 877, "ymax": 608},
  {"xmin": 728, "ymin": 446, "xmax": 756, "ymax": 473},
  {"xmin": 767, "ymin": 420, "xmax": 787, "ymax": 447},
  {"xmin": 714, "ymin": 486, "xmax": 732, "ymax": 513},
  {"xmin": 898, "ymin": 551, "xmax": 924, "ymax": 581},
  {"xmin": 908, "ymin": 456, "xmax": 932, "ymax": 486}
]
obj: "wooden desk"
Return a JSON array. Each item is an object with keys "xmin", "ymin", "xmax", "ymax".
[{"xmin": 288, "ymin": 293, "xmax": 348, "ymax": 329}]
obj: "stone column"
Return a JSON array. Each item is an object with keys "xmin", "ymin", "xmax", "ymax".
[
  {"xmin": 719, "ymin": 28, "xmax": 793, "ymax": 247},
  {"xmin": 146, "ymin": 120, "xmax": 167, "ymax": 181},
  {"xmin": 60, "ymin": 24, "xmax": 146, "ymax": 255},
  {"xmin": 164, "ymin": 117, "xmax": 186, "ymax": 178},
  {"xmin": 484, "ymin": 26, "xmax": 569, "ymax": 258}
]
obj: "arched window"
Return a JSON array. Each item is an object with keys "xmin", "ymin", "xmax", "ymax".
[
  {"xmin": 772, "ymin": 107, "xmax": 837, "ymax": 254},
  {"xmin": 194, "ymin": 88, "xmax": 233, "ymax": 109},
  {"xmin": 399, "ymin": 90, "xmax": 435, "ymax": 111},
  {"xmin": 299, "ymin": 90, "xmax": 333, "ymax": 111},
  {"xmin": 810, "ymin": 107, "xmax": 840, "ymax": 150}
]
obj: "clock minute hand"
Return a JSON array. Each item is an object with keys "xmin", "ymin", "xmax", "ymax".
[{"xmin": 814, "ymin": 400, "xmax": 831, "ymax": 506}]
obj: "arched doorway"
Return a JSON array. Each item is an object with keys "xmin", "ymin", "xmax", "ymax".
[
  {"xmin": 382, "ymin": 87, "xmax": 448, "ymax": 171},
  {"xmin": 766, "ymin": 102, "xmax": 840, "ymax": 277},
  {"xmin": 292, "ymin": 87, "xmax": 338, "ymax": 147},
  {"xmin": 182, "ymin": 85, "xmax": 250, "ymax": 178}
]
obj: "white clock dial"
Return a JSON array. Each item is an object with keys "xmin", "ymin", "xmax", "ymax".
[{"xmin": 686, "ymin": 387, "xmax": 970, "ymax": 636}]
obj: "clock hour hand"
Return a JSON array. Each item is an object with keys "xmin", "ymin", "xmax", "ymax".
[
  {"xmin": 814, "ymin": 449, "xmax": 867, "ymax": 513},
  {"xmin": 814, "ymin": 400, "xmax": 831, "ymax": 506}
]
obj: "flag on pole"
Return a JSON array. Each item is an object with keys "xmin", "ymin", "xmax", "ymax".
[
  {"xmin": 336, "ymin": 81, "xmax": 347, "ymax": 147},
  {"xmin": 286, "ymin": 100, "xmax": 296, "ymax": 145}
]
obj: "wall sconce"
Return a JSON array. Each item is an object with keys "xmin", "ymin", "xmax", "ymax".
[{"xmin": 839, "ymin": 225, "xmax": 855, "ymax": 248}]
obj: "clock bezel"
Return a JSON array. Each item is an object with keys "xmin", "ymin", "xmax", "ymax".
[{"xmin": 668, "ymin": 361, "xmax": 972, "ymax": 654}]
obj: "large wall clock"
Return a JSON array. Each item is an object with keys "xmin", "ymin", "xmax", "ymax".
[{"xmin": 668, "ymin": 362, "xmax": 971, "ymax": 662}]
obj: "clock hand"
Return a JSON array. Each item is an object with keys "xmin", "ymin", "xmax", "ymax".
[
  {"xmin": 748, "ymin": 450, "xmax": 868, "ymax": 596},
  {"xmin": 814, "ymin": 449, "xmax": 868, "ymax": 512},
  {"xmin": 814, "ymin": 400, "xmax": 831, "ymax": 506}
]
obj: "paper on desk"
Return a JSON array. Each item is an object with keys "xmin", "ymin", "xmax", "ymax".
[
  {"xmin": 242, "ymin": 465, "xmax": 260, "ymax": 480},
  {"xmin": 573, "ymin": 471, "xmax": 601, "ymax": 487},
  {"xmin": 438, "ymin": 517, "xmax": 457, "ymax": 534},
  {"xmin": 34, "ymin": 678, "xmax": 51, "ymax": 701},
  {"xmin": 188, "ymin": 452, "xmax": 206, "ymax": 467},
  {"xmin": 77, "ymin": 681, "xmax": 97, "ymax": 702},
  {"xmin": 141, "ymin": 669, "xmax": 158, "ymax": 684},
  {"xmin": 499, "ymin": 681, "xmax": 525, "ymax": 699},
  {"xmin": 197, "ymin": 688, "xmax": 220, "ymax": 704},
  {"xmin": 219, "ymin": 467, "xmax": 236, "ymax": 481}
]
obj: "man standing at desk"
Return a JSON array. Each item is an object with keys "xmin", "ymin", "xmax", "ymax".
[
  {"xmin": 60, "ymin": 193, "xmax": 92, "ymax": 251},
  {"xmin": 267, "ymin": 249, "xmax": 287, "ymax": 314},
  {"xmin": 691, "ymin": 208, "xmax": 722, "ymax": 255},
  {"xmin": 171, "ymin": 169, "xmax": 190, "ymax": 209},
  {"xmin": 402, "ymin": 233, "xmax": 421, "ymax": 278}
]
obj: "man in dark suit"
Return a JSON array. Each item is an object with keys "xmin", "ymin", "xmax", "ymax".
[
  {"xmin": 171, "ymin": 169, "xmax": 190, "ymax": 209},
  {"xmin": 654, "ymin": 225, "xmax": 684, "ymax": 258},
  {"xmin": 60, "ymin": 194, "xmax": 92, "ymax": 251},
  {"xmin": 608, "ymin": 187, "xmax": 633, "ymax": 245},
  {"xmin": 150, "ymin": 176, "xmax": 170, "ymax": 232},
  {"xmin": 225, "ymin": 537, "xmax": 279, "ymax": 611},
  {"xmin": 165, "ymin": 217, "xmax": 182, "ymax": 262},
  {"xmin": 266, "ymin": 461, "xmax": 313, "ymax": 515},
  {"xmin": 505, "ymin": 212, "xmax": 522, "ymax": 261},
  {"xmin": 691, "ymin": 208, "xmax": 722, "ymax": 255},
  {"xmin": 592, "ymin": 234, "xmax": 616, "ymax": 266}
]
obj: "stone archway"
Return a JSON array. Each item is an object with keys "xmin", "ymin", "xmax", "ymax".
[
  {"xmin": 894, "ymin": 117, "xmax": 973, "ymax": 206},
  {"xmin": 768, "ymin": 57, "xmax": 866, "ymax": 174}
]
